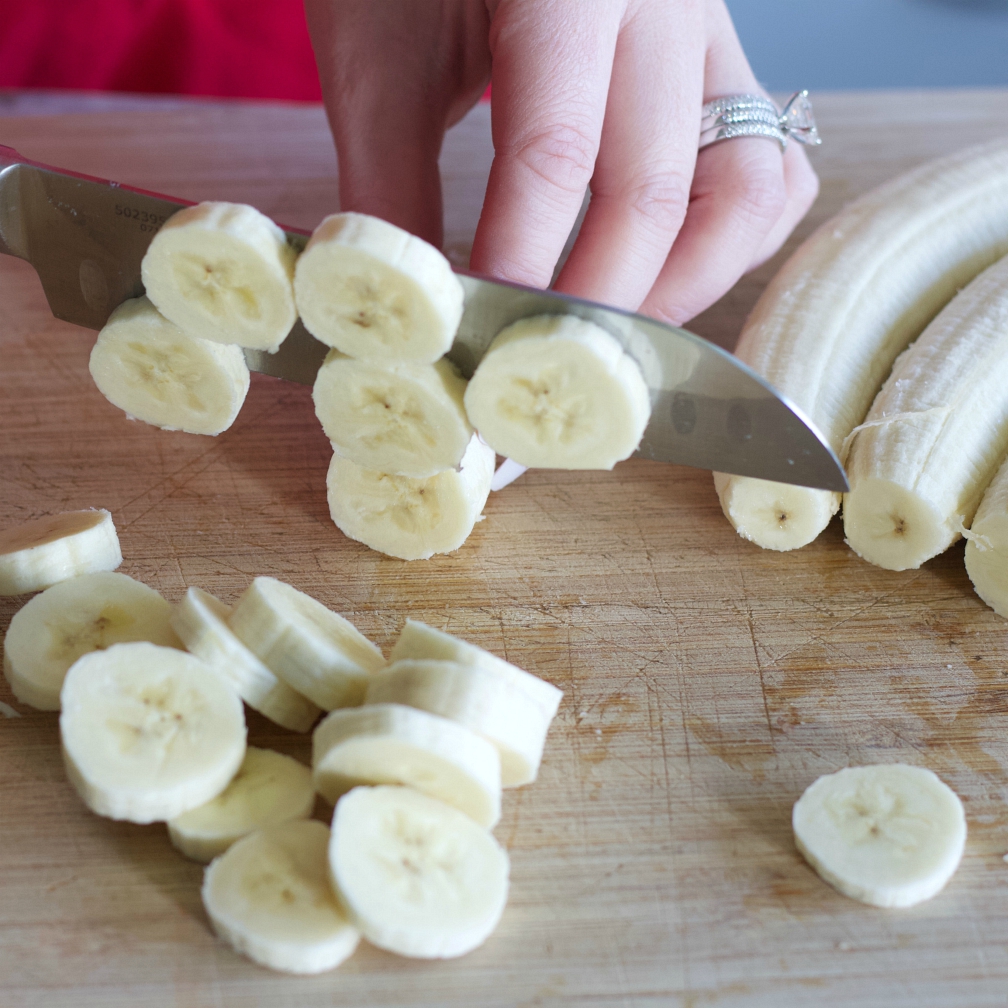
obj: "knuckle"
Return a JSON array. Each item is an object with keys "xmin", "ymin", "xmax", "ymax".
[
  {"xmin": 510, "ymin": 122, "xmax": 598, "ymax": 195},
  {"xmin": 732, "ymin": 163, "xmax": 789, "ymax": 227},
  {"xmin": 624, "ymin": 172, "xmax": 691, "ymax": 236}
]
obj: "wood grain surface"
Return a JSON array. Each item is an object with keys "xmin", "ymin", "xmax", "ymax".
[{"xmin": 3, "ymin": 90, "xmax": 1008, "ymax": 1008}]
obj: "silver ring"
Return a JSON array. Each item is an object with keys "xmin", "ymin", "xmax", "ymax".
[{"xmin": 698, "ymin": 90, "xmax": 821, "ymax": 152}]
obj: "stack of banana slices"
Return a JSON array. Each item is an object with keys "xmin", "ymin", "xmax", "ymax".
[{"xmin": 0, "ymin": 508, "xmax": 565, "ymax": 974}]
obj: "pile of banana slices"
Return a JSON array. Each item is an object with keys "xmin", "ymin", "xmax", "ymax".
[{"xmin": 88, "ymin": 203, "xmax": 651, "ymax": 561}]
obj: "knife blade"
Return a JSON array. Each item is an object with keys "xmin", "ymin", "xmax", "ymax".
[{"xmin": 0, "ymin": 143, "xmax": 847, "ymax": 492}]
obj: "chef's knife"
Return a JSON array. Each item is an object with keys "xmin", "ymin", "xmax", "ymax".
[{"xmin": 0, "ymin": 144, "xmax": 847, "ymax": 492}]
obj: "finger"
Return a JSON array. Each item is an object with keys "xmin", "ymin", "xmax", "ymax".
[
  {"xmin": 468, "ymin": 0, "xmax": 622, "ymax": 288},
  {"xmin": 747, "ymin": 141, "xmax": 819, "ymax": 268},
  {"xmin": 552, "ymin": 1, "xmax": 705, "ymax": 311}
]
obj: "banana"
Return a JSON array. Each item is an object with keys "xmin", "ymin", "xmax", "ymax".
[
  {"xmin": 326, "ymin": 432, "xmax": 495, "ymax": 560},
  {"xmin": 312, "ymin": 704, "xmax": 501, "ymax": 828},
  {"xmin": 328, "ymin": 785, "xmax": 508, "ymax": 959},
  {"xmin": 202, "ymin": 820, "xmax": 360, "ymax": 974},
  {"xmin": 89, "ymin": 296, "xmax": 250, "ymax": 435},
  {"xmin": 964, "ymin": 454, "xmax": 1008, "ymax": 618},
  {"xmin": 167, "ymin": 747, "xmax": 315, "ymax": 863},
  {"xmin": 60, "ymin": 641, "xmax": 246, "ymax": 823},
  {"xmin": 843, "ymin": 254, "xmax": 1008, "ymax": 569},
  {"xmin": 364, "ymin": 659, "xmax": 554, "ymax": 787},
  {"xmin": 792, "ymin": 764, "xmax": 966, "ymax": 908},
  {"xmin": 170, "ymin": 587, "xmax": 321, "ymax": 733},
  {"xmin": 141, "ymin": 202, "xmax": 297, "ymax": 352},
  {"xmin": 389, "ymin": 618, "xmax": 563, "ymax": 720},
  {"xmin": 715, "ymin": 138, "xmax": 1008, "ymax": 551},
  {"xmin": 0, "ymin": 509, "xmax": 121, "ymax": 596},
  {"xmin": 3, "ymin": 571, "xmax": 181, "ymax": 711},
  {"xmin": 226, "ymin": 577, "xmax": 385, "ymax": 711},
  {"xmin": 313, "ymin": 350, "xmax": 473, "ymax": 478},
  {"xmin": 293, "ymin": 212, "xmax": 464, "ymax": 364},
  {"xmin": 463, "ymin": 314, "xmax": 651, "ymax": 470}
]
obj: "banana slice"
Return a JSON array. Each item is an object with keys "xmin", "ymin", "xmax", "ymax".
[
  {"xmin": 793, "ymin": 764, "xmax": 966, "ymax": 908},
  {"xmin": 965, "ymin": 454, "xmax": 1008, "ymax": 617},
  {"xmin": 293, "ymin": 212, "xmax": 464, "ymax": 364},
  {"xmin": 60, "ymin": 641, "xmax": 246, "ymax": 823},
  {"xmin": 0, "ymin": 509, "xmax": 121, "ymax": 596},
  {"xmin": 171, "ymin": 587, "xmax": 321, "ymax": 732},
  {"xmin": 3, "ymin": 571, "xmax": 181, "ymax": 711},
  {"xmin": 389, "ymin": 619, "xmax": 563, "ymax": 720},
  {"xmin": 312, "ymin": 704, "xmax": 501, "ymax": 828},
  {"xmin": 141, "ymin": 202, "xmax": 297, "ymax": 352},
  {"xmin": 89, "ymin": 296, "xmax": 250, "ymax": 435},
  {"xmin": 227, "ymin": 577, "xmax": 385, "ymax": 711},
  {"xmin": 364, "ymin": 659, "xmax": 554, "ymax": 787},
  {"xmin": 203, "ymin": 819, "xmax": 360, "ymax": 974},
  {"xmin": 326, "ymin": 432, "xmax": 495, "ymax": 560},
  {"xmin": 329, "ymin": 785, "xmax": 508, "ymax": 959},
  {"xmin": 313, "ymin": 350, "xmax": 473, "ymax": 478},
  {"xmin": 168, "ymin": 747, "xmax": 314, "ymax": 863},
  {"xmin": 463, "ymin": 314, "xmax": 651, "ymax": 470}
]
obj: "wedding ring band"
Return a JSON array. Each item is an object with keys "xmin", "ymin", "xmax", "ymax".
[{"xmin": 699, "ymin": 90, "xmax": 821, "ymax": 152}]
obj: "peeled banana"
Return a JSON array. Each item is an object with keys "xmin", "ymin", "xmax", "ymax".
[
  {"xmin": 89, "ymin": 296, "xmax": 251, "ymax": 436},
  {"xmin": 463, "ymin": 314, "xmax": 651, "ymax": 470},
  {"xmin": 0, "ymin": 509, "xmax": 121, "ymax": 596},
  {"xmin": 844, "ymin": 253, "xmax": 1008, "ymax": 570},
  {"xmin": 964, "ymin": 454, "xmax": 1008, "ymax": 617}
]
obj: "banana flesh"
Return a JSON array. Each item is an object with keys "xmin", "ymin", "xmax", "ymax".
[
  {"xmin": 202, "ymin": 820, "xmax": 360, "ymax": 974},
  {"xmin": 313, "ymin": 350, "xmax": 473, "ymax": 478},
  {"xmin": 226, "ymin": 577, "xmax": 386, "ymax": 711},
  {"xmin": 965, "ymin": 453, "xmax": 1008, "ymax": 617},
  {"xmin": 167, "ymin": 746, "xmax": 315, "ymax": 863},
  {"xmin": 716, "ymin": 138, "xmax": 1008, "ymax": 551},
  {"xmin": 89, "ymin": 296, "xmax": 250, "ymax": 435},
  {"xmin": 328, "ymin": 785, "xmax": 508, "ymax": 959},
  {"xmin": 0, "ymin": 509, "xmax": 121, "ymax": 596},
  {"xmin": 312, "ymin": 703, "xmax": 502, "ymax": 828},
  {"xmin": 171, "ymin": 586, "xmax": 321, "ymax": 732},
  {"xmin": 294, "ymin": 212, "xmax": 464, "ymax": 364},
  {"xmin": 844, "ymin": 254, "xmax": 1008, "ymax": 569},
  {"xmin": 60, "ymin": 641, "xmax": 247, "ymax": 823},
  {"xmin": 463, "ymin": 314, "xmax": 651, "ymax": 470},
  {"xmin": 326, "ymin": 433, "xmax": 495, "ymax": 561},
  {"xmin": 793, "ymin": 764, "xmax": 966, "ymax": 908},
  {"xmin": 141, "ymin": 202, "xmax": 297, "ymax": 352},
  {"xmin": 3, "ymin": 571, "xmax": 181, "ymax": 711}
]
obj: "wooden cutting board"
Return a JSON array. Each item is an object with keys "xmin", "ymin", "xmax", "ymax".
[{"xmin": 3, "ymin": 90, "xmax": 1008, "ymax": 1008}]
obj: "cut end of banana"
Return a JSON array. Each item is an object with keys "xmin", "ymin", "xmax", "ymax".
[
  {"xmin": 463, "ymin": 314, "xmax": 651, "ymax": 470},
  {"xmin": 89, "ymin": 296, "xmax": 251, "ymax": 435},
  {"xmin": 793, "ymin": 764, "xmax": 966, "ymax": 908},
  {"xmin": 713, "ymin": 472, "xmax": 840, "ymax": 551},
  {"xmin": 0, "ymin": 509, "xmax": 122, "ymax": 596},
  {"xmin": 843, "ymin": 477, "xmax": 950, "ymax": 570},
  {"xmin": 141, "ymin": 202, "xmax": 297, "ymax": 352},
  {"xmin": 294, "ymin": 212, "xmax": 464, "ymax": 364},
  {"xmin": 326, "ymin": 433, "xmax": 495, "ymax": 561},
  {"xmin": 965, "ymin": 513, "xmax": 1008, "ymax": 618},
  {"xmin": 203, "ymin": 819, "xmax": 360, "ymax": 974},
  {"xmin": 329, "ymin": 785, "xmax": 509, "ymax": 958}
]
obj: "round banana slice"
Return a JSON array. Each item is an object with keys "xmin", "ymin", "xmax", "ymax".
[
  {"xmin": 329, "ymin": 786, "xmax": 509, "ymax": 959},
  {"xmin": 60, "ymin": 641, "xmax": 246, "ymax": 823},
  {"xmin": 89, "ymin": 296, "xmax": 250, "ymax": 435},
  {"xmin": 389, "ymin": 618, "xmax": 563, "ymax": 720},
  {"xmin": 3, "ymin": 571, "xmax": 182, "ymax": 711},
  {"xmin": 141, "ymin": 202, "xmax": 297, "ymax": 352},
  {"xmin": 203, "ymin": 820, "xmax": 360, "ymax": 974},
  {"xmin": 313, "ymin": 350, "xmax": 473, "ymax": 478},
  {"xmin": 793, "ymin": 764, "xmax": 967, "ymax": 908},
  {"xmin": 463, "ymin": 314, "xmax": 651, "ymax": 470},
  {"xmin": 293, "ymin": 212, "xmax": 464, "ymax": 363},
  {"xmin": 364, "ymin": 659, "xmax": 553, "ymax": 787},
  {"xmin": 326, "ymin": 432, "xmax": 495, "ymax": 561},
  {"xmin": 227, "ymin": 577, "xmax": 386, "ymax": 711},
  {"xmin": 171, "ymin": 587, "xmax": 321, "ymax": 733},
  {"xmin": 312, "ymin": 704, "xmax": 501, "ymax": 828},
  {"xmin": 168, "ymin": 747, "xmax": 315, "ymax": 863},
  {"xmin": 0, "ymin": 509, "xmax": 121, "ymax": 596}
]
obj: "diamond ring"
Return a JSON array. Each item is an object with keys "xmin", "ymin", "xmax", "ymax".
[{"xmin": 699, "ymin": 90, "xmax": 821, "ymax": 152}]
